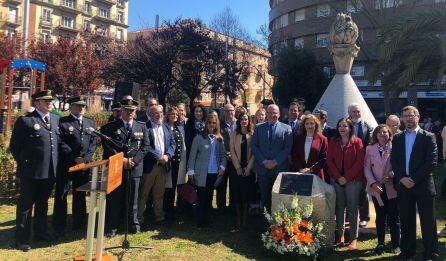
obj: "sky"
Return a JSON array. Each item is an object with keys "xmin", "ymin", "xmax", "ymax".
[{"xmin": 128, "ymin": 0, "xmax": 270, "ymax": 41}]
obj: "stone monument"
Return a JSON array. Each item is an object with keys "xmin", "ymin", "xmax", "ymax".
[
  {"xmin": 314, "ymin": 13, "xmax": 377, "ymax": 128},
  {"xmin": 271, "ymin": 173, "xmax": 336, "ymax": 249}
]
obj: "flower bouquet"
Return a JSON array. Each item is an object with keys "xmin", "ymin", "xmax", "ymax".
[{"xmin": 262, "ymin": 195, "xmax": 325, "ymax": 257}]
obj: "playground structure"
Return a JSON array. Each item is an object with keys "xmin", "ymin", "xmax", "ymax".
[{"xmin": 0, "ymin": 58, "xmax": 46, "ymax": 136}]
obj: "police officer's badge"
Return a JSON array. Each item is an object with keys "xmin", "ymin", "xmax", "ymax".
[
  {"xmin": 116, "ymin": 129, "xmax": 121, "ymax": 135},
  {"xmin": 69, "ymin": 126, "xmax": 74, "ymax": 132},
  {"xmin": 34, "ymin": 124, "xmax": 40, "ymax": 130}
]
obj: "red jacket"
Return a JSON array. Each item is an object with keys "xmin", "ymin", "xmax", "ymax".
[
  {"xmin": 327, "ymin": 137, "xmax": 364, "ymax": 182},
  {"xmin": 291, "ymin": 133, "xmax": 328, "ymax": 181}
]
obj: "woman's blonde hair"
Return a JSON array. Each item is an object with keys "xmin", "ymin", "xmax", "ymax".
[{"xmin": 297, "ymin": 114, "xmax": 322, "ymax": 135}]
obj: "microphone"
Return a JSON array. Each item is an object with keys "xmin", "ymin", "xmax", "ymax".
[{"xmin": 86, "ymin": 127, "xmax": 111, "ymax": 140}]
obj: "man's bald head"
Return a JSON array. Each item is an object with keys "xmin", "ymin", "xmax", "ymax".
[
  {"xmin": 386, "ymin": 114, "xmax": 401, "ymax": 135},
  {"xmin": 267, "ymin": 104, "xmax": 280, "ymax": 124}
]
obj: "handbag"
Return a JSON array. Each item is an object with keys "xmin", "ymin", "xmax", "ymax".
[{"xmin": 178, "ymin": 181, "xmax": 198, "ymax": 205}]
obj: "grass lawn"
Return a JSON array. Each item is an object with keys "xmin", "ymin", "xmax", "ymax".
[{"xmin": 0, "ymin": 166, "xmax": 445, "ymax": 260}]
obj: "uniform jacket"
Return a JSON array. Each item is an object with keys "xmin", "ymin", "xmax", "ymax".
[
  {"xmin": 291, "ymin": 133, "xmax": 328, "ymax": 181},
  {"xmin": 100, "ymin": 120, "xmax": 150, "ymax": 177},
  {"xmin": 327, "ymin": 137, "xmax": 364, "ymax": 182},
  {"xmin": 10, "ymin": 111, "xmax": 66, "ymax": 179},
  {"xmin": 251, "ymin": 121, "xmax": 293, "ymax": 175},
  {"xmin": 143, "ymin": 121, "xmax": 176, "ymax": 174},
  {"xmin": 390, "ymin": 129, "xmax": 438, "ymax": 196},
  {"xmin": 187, "ymin": 134, "xmax": 227, "ymax": 187},
  {"xmin": 364, "ymin": 142, "xmax": 397, "ymax": 206},
  {"xmin": 58, "ymin": 115, "xmax": 96, "ymax": 169}
]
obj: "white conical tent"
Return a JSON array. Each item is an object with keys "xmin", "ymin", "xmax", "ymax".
[{"xmin": 314, "ymin": 73, "xmax": 378, "ymax": 128}]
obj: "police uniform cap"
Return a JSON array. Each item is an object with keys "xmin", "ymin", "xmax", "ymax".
[
  {"xmin": 111, "ymin": 102, "xmax": 122, "ymax": 110},
  {"xmin": 32, "ymin": 90, "xmax": 55, "ymax": 100},
  {"xmin": 68, "ymin": 95, "xmax": 87, "ymax": 105},
  {"xmin": 260, "ymin": 99, "xmax": 274, "ymax": 106},
  {"xmin": 121, "ymin": 99, "xmax": 138, "ymax": 110}
]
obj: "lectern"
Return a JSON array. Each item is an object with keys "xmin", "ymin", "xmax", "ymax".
[{"xmin": 71, "ymin": 152, "xmax": 124, "ymax": 261}]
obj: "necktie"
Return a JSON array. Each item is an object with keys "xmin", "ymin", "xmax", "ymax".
[
  {"xmin": 126, "ymin": 123, "xmax": 131, "ymax": 133},
  {"xmin": 290, "ymin": 121, "xmax": 294, "ymax": 129},
  {"xmin": 269, "ymin": 124, "xmax": 273, "ymax": 144},
  {"xmin": 77, "ymin": 119, "xmax": 83, "ymax": 131},
  {"xmin": 44, "ymin": 116, "xmax": 50, "ymax": 128}
]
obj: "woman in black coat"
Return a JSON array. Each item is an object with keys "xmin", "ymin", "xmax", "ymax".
[{"xmin": 185, "ymin": 105, "xmax": 207, "ymax": 161}]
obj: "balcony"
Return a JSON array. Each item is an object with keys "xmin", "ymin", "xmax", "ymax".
[
  {"xmin": 96, "ymin": 0, "xmax": 116, "ymax": 4},
  {"xmin": 0, "ymin": 13, "xmax": 21, "ymax": 27},
  {"xmin": 39, "ymin": 17, "xmax": 53, "ymax": 28},
  {"xmin": 30, "ymin": 0, "xmax": 56, "ymax": 7},
  {"xmin": 93, "ymin": 10, "xmax": 114, "ymax": 23},
  {"xmin": 59, "ymin": 1, "xmax": 82, "ymax": 13},
  {"xmin": 57, "ymin": 21, "xmax": 81, "ymax": 32},
  {"xmin": 6, "ymin": 0, "xmax": 22, "ymax": 5},
  {"xmin": 114, "ymin": 15, "xmax": 126, "ymax": 25},
  {"xmin": 83, "ymin": 6, "xmax": 93, "ymax": 16}
]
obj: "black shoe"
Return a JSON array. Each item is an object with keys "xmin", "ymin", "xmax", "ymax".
[
  {"xmin": 35, "ymin": 232, "xmax": 55, "ymax": 242},
  {"xmin": 16, "ymin": 243, "xmax": 31, "ymax": 252},
  {"xmin": 359, "ymin": 220, "xmax": 368, "ymax": 228},
  {"xmin": 105, "ymin": 229, "xmax": 117, "ymax": 238},
  {"xmin": 374, "ymin": 244, "xmax": 385, "ymax": 254}
]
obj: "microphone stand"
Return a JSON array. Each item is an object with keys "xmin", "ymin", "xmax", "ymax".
[{"xmin": 89, "ymin": 129, "xmax": 153, "ymax": 255}]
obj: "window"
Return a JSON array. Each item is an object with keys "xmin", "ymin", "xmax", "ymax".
[
  {"xmin": 435, "ymin": 0, "xmax": 446, "ymax": 3},
  {"xmin": 272, "ymin": 13, "xmax": 288, "ymax": 30},
  {"xmin": 98, "ymin": 7, "xmax": 110, "ymax": 18},
  {"xmin": 375, "ymin": 0, "xmax": 401, "ymax": 9},
  {"xmin": 317, "ymin": 4, "xmax": 330, "ymax": 17},
  {"xmin": 117, "ymin": 12, "xmax": 124, "ymax": 23},
  {"xmin": 83, "ymin": 20, "xmax": 91, "ymax": 31},
  {"xmin": 347, "ymin": 0, "xmax": 362, "ymax": 13},
  {"xmin": 294, "ymin": 9, "xmax": 305, "ymax": 22},
  {"xmin": 117, "ymin": 29, "xmax": 123, "ymax": 41},
  {"xmin": 294, "ymin": 37, "xmax": 304, "ymax": 48},
  {"xmin": 117, "ymin": 0, "xmax": 125, "ymax": 6},
  {"xmin": 63, "ymin": 0, "xmax": 75, "ymax": 8},
  {"xmin": 316, "ymin": 34, "xmax": 329, "ymax": 47},
  {"xmin": 42, "ymin": 9, "xmax": 51, "ymax": 23},
  {"xmin": 96, "ymin": 24, "xmax": 109, "ymax": 36},
  {"xmin": 272, "ymin": 0, "xmax": 285, "ymax": 7},
  {"xmin": 84, "ymin": 2, "xmax": 91, "ymax": 14},
  {"xmin": 62, "ymin": 16, "xmax": 74, "ymax": 28},
  {"xmin": 351, "ymin": 65, "xmax": 365, "ymax": 77},
  {"xmin": 7, "ymin": 7, "xmax": 19, "ymax": 23},
  {"xmin": 41, "ymin": 30, "xmax": 51, "ymax": 43}
]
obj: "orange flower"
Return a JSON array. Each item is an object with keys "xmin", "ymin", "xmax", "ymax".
[
  {"xmin": 293, "ymin": 222, "xmax": 301, "ymax": 234},
  {"xmin": 271, "ymin": 227, "xmax": 285, "ymax": 241},
  {"xmin": 300, "ymin": 220, "xmax": 309, "ymax": 228},
  {"xmin": 303, "ymin": 232, "xmax": 314, "ymax": 244}
]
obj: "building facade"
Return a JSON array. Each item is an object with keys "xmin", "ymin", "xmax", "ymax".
[
  {"xmin": 269, "ymin": 0, "xmax": 446, "ymax": 119},
  {"xmin": 129, "ymin": 27, "xmax": 274, "ymax": 115},
  {"xmin": 0, "ymin": 0, "xmax": 128, "ymax": 42}
]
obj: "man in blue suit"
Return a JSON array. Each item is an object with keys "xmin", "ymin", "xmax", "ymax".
[
  {"xmin": 138, "ymin": 104, "xmax": 175, "ymax": 225},
  {"xmin": 251, "ymin": 104, "xmax": 293, "ymax": 212}
]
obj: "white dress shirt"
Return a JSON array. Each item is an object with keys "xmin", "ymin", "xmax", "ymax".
[
  {"xmin": 404, "ymin": 126, "xmax": 420, "ymax": 176},
  {"xmin": 151, "ymin": 120, "xmax": 165, "ymax": 159},
  {"xmin": 304, "ymin": 136, "xmax": 313, "ymax": 163}
]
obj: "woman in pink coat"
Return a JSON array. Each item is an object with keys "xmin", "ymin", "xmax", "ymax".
[{"xmin": 364, "ymin": 124, "xmax": 400, "ymax": 254}]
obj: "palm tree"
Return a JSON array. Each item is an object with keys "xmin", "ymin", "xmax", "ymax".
[{"xmin": 369, "ymin": 11, "xmax": 446, "ymax": 113}]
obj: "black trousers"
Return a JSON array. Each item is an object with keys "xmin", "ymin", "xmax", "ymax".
[
  {"xmin": 359, "ymin": 187, "xmax": 370, "ymax": 221},
  {"xmin": 53, "ymin": 170, "xmax": 89, "ymax": 231},
  {"xmin": 371, "ymin": 191, "xmax": 400, "ymax": 247},
  {"xmin": 164, "ymin": 161, "xmax": 180, "ymax": 217},
  {"xmin": 398, "ymin": 190, "xmax": 438, "ymax": 259},
  {"xmin": 218, "ymin": 163, "xmax": 233, "ymax": 210},
  {"xmin": 196, "ymin": 174, "xmax": 218, "ymax": 225},
  {"xmin": 15, "ymin": 178, "xmax": 55, "ymax": 244},
  {"xmin": 105, "ymin": 175, "xmax": 140, "ymax": 232}
]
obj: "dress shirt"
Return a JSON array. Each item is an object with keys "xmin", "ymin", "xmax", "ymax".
[
  {"xmin": 288, "ymin": 119, "xmax": 299, "ymax": 129},
  {"xmin": 404, "ymin": 126, "xmax": 420, "ymax": 176},
  {"xmin": 71, "ymin": 114, "xmax": 83, "ymax": 125},
  {"xmin": 225, "ymin": 120, "xmax": 236, "ymax": 135},
  {"xmin": 35, "ymin": 109, "xmax": 50, "ymax": 122},
  {"xmin": 353, "ymin": 122, "xmax": 360, "ymax": 137},
  {"xmin": 304, "ymin": 136, "xmax": 313, "ymax": 163},
  {"xmin": 151, "ymin": 120, "xmax": 165, "ymax": 159},
  {"xmin": 122, "ymin": 119, "xmax": 133, "ymax": 129},
  {"xmin": 208, "ymin": 135, "xmax": 219, "ymax": 174}
]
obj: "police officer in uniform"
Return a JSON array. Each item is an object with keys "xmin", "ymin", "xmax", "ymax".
[
  {"xmin": 108, "ymin": 102, "xmax": 121, "ymax": 123},
  {"xmin": 101, "ymin": 98, "xmax": 149, "ymax": 237},
  {"xmin": 53, "ymin": 96, "xmax": 96, "ymax": 236},
  {"xmin": 10, "ymin": 90, "xmax": 67, "ymax": 251}
]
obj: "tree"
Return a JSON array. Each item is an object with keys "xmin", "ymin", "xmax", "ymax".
[
  {"xmin": 209, "ymin": 6, "xmax": 253, "ymax": 43},
  {"xmin": 0, "ymin": 34, "xmax": 21, "ymax": 59},
  {"xmin": 28, "ymin": 37, "xmax": 107, "ymax": 101},
  {"xmin": 369, "ymin": 11, "xmax": 446, "ymax": 113},
  {"xmin": 256, "ymin": 22, "xmax": 270, "ymax": 49},
  {"xmin": 272, "ymin": 47, "xmax": 329, "ymax": 110}
]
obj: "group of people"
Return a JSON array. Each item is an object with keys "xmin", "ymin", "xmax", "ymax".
[{"xmin": 9, "ymin": 90, "xmax": 441, "ymax": 261}]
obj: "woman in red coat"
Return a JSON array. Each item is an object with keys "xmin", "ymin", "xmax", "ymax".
[
  {"xmin": 291, "ymin": 114, "xmax": 328, "ymax": 181},
  {"xmin": 327, "ymin": 117, "xmax": 364, "ymax": 250}
]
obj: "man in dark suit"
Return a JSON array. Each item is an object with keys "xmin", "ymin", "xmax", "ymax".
[
  {"xmin": 53, "ymin": 96, "xmax": 96, "ymax": 236},
  {"xmin": 136, "ymin": 97, "xmax": 158, "ymax": 123},
  {"xmin": 101, "ymin": 98, "xmax": 150, "ymax": 237},
  {"xmin": 391, "ymin": 106, "xmax": 438, "ymax": 261},
  {"xmin": 314, "ymin": 109, "xmax": 336, "ymax": 141},
  {"xmin": 10, "ymin": 90, "xmax": 67, "ymax": 251},
  {"xmin": 282, "ymin": 102, "xmax": 300, "ymax": 132},
  {"xmin": 220, "ymin": 103, "xmax": 237, "ymax": 212},
  {"xmin": 251, "ymin": 104, "xmax": 293, "ymax": 212},
  {"xmin": 137, "ymin": 104, "xmax": 175, "ymax": 225},
  {"xmin": 348, "ymin": 103, "xmax": 373, "ymax": 228}
]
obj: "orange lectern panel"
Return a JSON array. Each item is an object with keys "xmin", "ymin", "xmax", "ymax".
[
  {"xmin": 68, "ymin": 160, "xmax": 109, "ymax": 172},
  {"xmin": 106, "ymin": 152, "xmax": 124, "ymax": 194}
]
